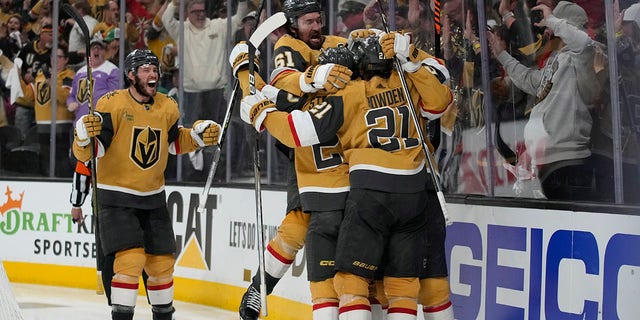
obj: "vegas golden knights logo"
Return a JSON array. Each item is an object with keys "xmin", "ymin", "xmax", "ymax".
[
  {"xmin": 76, "ymin": 78, "xmax": 94, "ymax": 103},
  {"xmin": 36, "ymin": 81, "xmax": 51, "ymax": 106},
  {"xmin": 161, "ymin": 44, "xmax": 176, "ymax": 73},
  {"xmin": 131, "ymin": 126, "xmax": 161, "ymax": 169}
]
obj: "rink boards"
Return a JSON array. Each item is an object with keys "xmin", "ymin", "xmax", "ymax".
[{"xmin": 0, "ymin": 180, "xmax": 638, "ymax": 320}]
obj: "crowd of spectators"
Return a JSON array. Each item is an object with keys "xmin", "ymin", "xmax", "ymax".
[
  {"xmin": 0, "ymin": 0, "xmax": 247, "ymax": 181},
  {"xmin": 328, "ymin": 0, "xmax": 639, "ymax": 204},
  {"xmin": 0, "ymin": 0, "xmax": 637, "ymax": 204}
]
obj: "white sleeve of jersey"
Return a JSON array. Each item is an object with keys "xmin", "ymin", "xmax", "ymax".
[{"xmin": 289, "ymin": 109, "xmax": 320, "ymax": 147}]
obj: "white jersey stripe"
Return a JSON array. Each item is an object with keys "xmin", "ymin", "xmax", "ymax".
[
  {"xmin": 289, "ymin": 110, "xmax": 320, "ymax": 147},
  {"xmin": 97, "ymin": 183, "xmax": 165, "ymax": 196},
  {"xmin": 349, "ymin": 159, "xmax": 425, "ymax": 176},
  {"xmin": 299, "ymin": 186, "xmax": 351, "ymax": 194}
]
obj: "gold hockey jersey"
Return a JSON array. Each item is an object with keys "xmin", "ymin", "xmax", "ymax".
[
  {"xmin": 263, "ymin": 65, "xmax": 452, "ymax": 193},
  {"xmin": 271, "ymin": 34, "xmax": 351, "ymax": 211},
  {"xmin": 271, "ymin": 34, "xmax": 347, "ymax": 97},
  {"xmin": 30, "ymin": 68, "xmax": 75, "ymax": 124},
  {"xmin": 92, "ymin": 89, "xmax": 200, "ymax": 209}
]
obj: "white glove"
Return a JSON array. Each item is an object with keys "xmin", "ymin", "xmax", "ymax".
[
  {"xmin": 240, "ymin": 90, "xmax": 277, "ymax": 131},
  {"xmin": 228, "ymin": 42, "xmax": 260, "ymax": 78},
  {"xmin": 379, "ymin": 31, "xmax": 413, "ymax": 61},
  {"xmin": 75, "ymin": 113, "xmax": 103, "ymax": 147},
  {"xmin": 190, "ymin": 120, "xmax": 220, "ymax": 147},
  {"xmin": 261, "ymin": 84, "xmax": 281, "ymax": 102},
  {"xmin": 379, "ymin": 31, "xmax": 424, "ymax": 72},
  {"xmin": 299, "ymin": 63, "xmax": 352, "ymax": 93},
  {"xmin": 347, "ymin": 28, "xmax": 380, "ymax": 46}
]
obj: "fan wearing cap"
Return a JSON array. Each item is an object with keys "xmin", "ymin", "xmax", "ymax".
[
  {"xmin": 487, "ymin": 1, "xmax": 600, "ymax": 201},
  {"xmin": 620, "ymin": 3, "xmax": 640, "ymax": 50},
  {"xmin": 234, "ymin": 10, "xmax": 258, "ymax": 43},
  {"xmin": 104, "ymin": 27, "xmax": 121, "ymax": 65},
  {"xmin": 71, "ymin": 49, "xmax": 221, "ymax": 320},
  {"xmin": 13, "ymin": 18, "xmax": 53, "ymax": 137},
  {"xmin": 67, "ymin": 31, "xmax": 119, "ymax": 131},
  {"xmin": 27, "ymin": 43, "xmax": 76, "ymax": 177}
]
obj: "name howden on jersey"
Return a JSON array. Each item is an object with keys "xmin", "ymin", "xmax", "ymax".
[{"xmin": 367, "ymin": 87, "xmax": 406, "ymax": 109}]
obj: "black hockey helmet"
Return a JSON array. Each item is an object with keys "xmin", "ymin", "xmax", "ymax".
[
  {"xmin": 124, "ymin": 49, "xmax": 160, "ymax": 81},
  {"xmin": 318, "ymin": 44, "xmax": 359, "ymax": 79},
  {"xmin": 350, "ymin": 35, "xmax": 393, "ymax": 80},
  {"xmin": 282, "ymin": 0, "xmax": 324, "ymax": 28}
]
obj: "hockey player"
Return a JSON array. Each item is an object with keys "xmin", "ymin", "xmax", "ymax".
[
  {"xmin": 379, "ymin": 32, "xmax": 456, "ymax": 320},
  {"xmin": 69, "ymin": 159, "xmax": 152, "ymax": 308},
  {"xmin": 240, "ymin": 34, "xmax": 452, "ymax": 320},
  {"xmin": 235, "ymin": 1, "xmax": 353, "ymax": 319},
  {"xmin": 71, "ymin": 49, "xmax": 221, "ymax": 320}
]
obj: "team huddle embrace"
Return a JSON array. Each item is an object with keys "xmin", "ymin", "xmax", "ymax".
[{"xmin": 232, "ymin": 1, "xmax": 455, "ymax": 320}]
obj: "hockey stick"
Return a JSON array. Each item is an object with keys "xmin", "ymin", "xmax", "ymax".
[
  {"xmin": 376, "ymin": 0, "xmax": 452, "ymax": 226},
  {"xmin": 428, "ymin": 0, "xmax": 442, "ymax": 151},
  {"xmin": 62, "ymin": 3, "xmax": 103, "ymax": 293},
  {"xmin": 248, "ymin": 10, "xmax": 286, "ymax": 319},
  {"xmin": 196, "ymin": 12, "xmax": 287, "ymax": 214}
]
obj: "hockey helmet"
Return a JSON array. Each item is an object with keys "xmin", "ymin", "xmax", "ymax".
[
  {"xmin": 350, "ymin": 35, "xmax": 393, "ymax": 80},
  {"xmin": 318, "ymin": 44, "xmax": 358, "ymax": 78},
  {"xmin": 124, "ymin": 49, "xmax": 160, "ymax": 81},
  {"xmin": 282, "ymin": 0, "xmax": 324, "ymax": 28}
]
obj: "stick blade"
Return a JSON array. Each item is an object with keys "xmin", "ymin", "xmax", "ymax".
[{"xmin": 249, "ymin": 12, "xmax": 287, "ymax": 48}]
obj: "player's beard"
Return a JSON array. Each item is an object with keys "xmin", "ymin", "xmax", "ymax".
[
  {"xmin": 305, "ymin": 30, "xmax": 323, "ymax": 50},
  {"xmin": 133, "ymin": 74, "xmax": 157, "ymax": 98}
]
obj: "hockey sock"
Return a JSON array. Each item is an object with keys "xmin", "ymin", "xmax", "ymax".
[
  {"xmin": 334, "ymin": 272, "xmax": 371, "ymax": 320},
  {"xmin": 423, "ymin": 301, "xmax": 454, "ymax": 320},
  {"xmin": 370, "ymin": 280, "xmax": 388, "ymax": 320},
  {"xmin": 385, "ymin": 277, "xmax": 420, "ymax": 320},
  {"xmin": 311, "ymin": 279, "xmax": 339, "ymax": 320},
  {"xmin": 419, "ymin": 277, "xmax": 453, "ymax": 320}
]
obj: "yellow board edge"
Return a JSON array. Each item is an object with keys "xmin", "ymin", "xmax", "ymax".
[{"xmin": 3, "ymin": 261, "xmax": 311, "ymax": 320}]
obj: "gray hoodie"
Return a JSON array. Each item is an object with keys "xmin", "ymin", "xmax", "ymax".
[{"xmin": 497, "ymin": 3, "xmax": 598, "ymax": 165}]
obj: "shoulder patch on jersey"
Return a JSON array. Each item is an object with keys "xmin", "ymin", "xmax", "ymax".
[
  {"xmin": 102, "ymin": 91, "xmax": 118, "ymax": 100},
  {"xmin": 121, "ymin": 110, "xmax": 134, "ymax": 122},
  {"xmin": 166, "ymin": 94, "xmax": 178, "ymax": 105}
]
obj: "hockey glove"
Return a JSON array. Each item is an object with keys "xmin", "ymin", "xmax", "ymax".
[
  {"xmin": 191, "ymin": 120, "xmax": 221, "ymax": 147},
  {"xmin": 347, "ymin": 28, "xmax": 381, "ymax": 45},
  {"xmin": 75, "ymin": 113, "xmax": 102, "ymax": 147},
  {"xmin": 379, "ymin": 32, "xmax": 422, "ymax": 72},
  {"xmin": 299, "ymin": 63, "xmax": 352, "ymax": 93},
  {"xmin": 240, "ymin": 90, "xmax": 277, "ymax": 132},
  {"xmin": 229, "ymin": 42, "xmax": 260, "ymax": 78}
]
